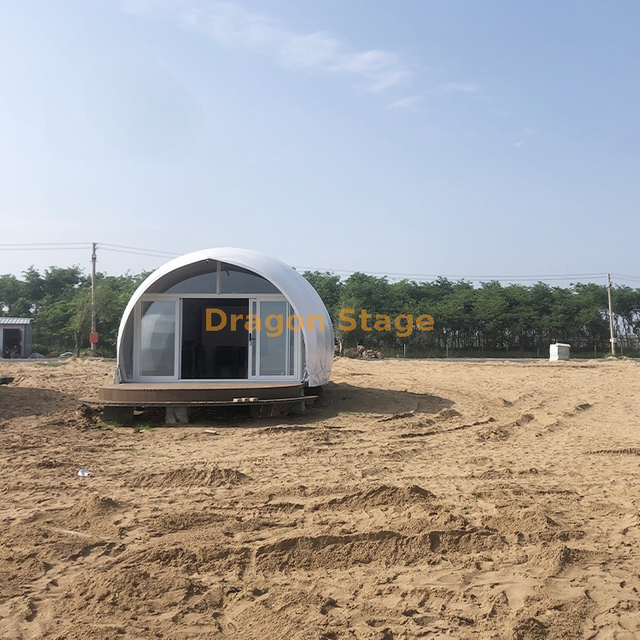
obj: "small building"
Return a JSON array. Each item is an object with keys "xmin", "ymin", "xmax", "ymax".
[
  {"xmin": 0, "ymin": 317, "xmax": 32, "ymax": 358},
  {"xmin": 93, "ymin": 248, "xmax": 334, "ymax": 420},
  {"xmin": 549, "ymin": 343, "xmax": 570, "ymax": 361}
]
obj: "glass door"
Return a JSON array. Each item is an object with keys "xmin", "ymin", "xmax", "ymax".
[
  {"xmin": 249, "ymin": 299, "xmax": 297, "ymax": 379},
  {"xmin": 181, "ymin": 298, "xmax": 249, "ymax": 379},
  {"xmin": 137, "ymin": 299, "xmax": 178, "ymax": 379}
]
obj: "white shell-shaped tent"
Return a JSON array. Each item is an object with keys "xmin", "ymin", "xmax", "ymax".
[{"xmin": 116, "ymin": 248, "xmax": 334, "ymax": 387}]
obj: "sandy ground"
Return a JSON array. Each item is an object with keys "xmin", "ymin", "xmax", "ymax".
[{"xmin": 1, "ymin": 356, "xmax": 640, "ymax": 639}]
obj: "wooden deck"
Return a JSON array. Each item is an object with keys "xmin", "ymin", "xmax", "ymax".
[
  {"xmin": 81, "ymin": 381, "xmax": 315, "ymax": 423},
  {"xmin": 85, "ymin": 381, "xmax": 306, "ymax": 405}
]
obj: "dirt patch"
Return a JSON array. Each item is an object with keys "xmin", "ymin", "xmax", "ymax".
[
  {"xmin": 313, "ymin": 484, "xmax": 437, "ymax": 511},
  {"xmin": 1, "ymin": 357, "xmax": 639, "ymax": 639},
  {"xmin": 131, "ymin": 464, "xmax": 249, "ymax": 488}
]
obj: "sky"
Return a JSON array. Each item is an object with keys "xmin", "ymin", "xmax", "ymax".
[{"xmin": 1, "ymin": 0, "xmax": 639, "ymax": 288}]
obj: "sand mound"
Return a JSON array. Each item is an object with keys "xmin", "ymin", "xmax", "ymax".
[
  {"xmin": 70, "ymin": 494, "xmax": 120, "ymax": 517},
  {"xmin": 314, "ymin": 484, "xmax": 436, "ymax": 511},
  {"xmin": 150, "ymin": 508, "xmax": 226, "ymax": 534},
  {"xmin": 131, "ymin": 543, "xmax": 251, "ymax": 577},
  {"xmin": 255, "ymin": 526, "xmax": 503, "ymax": 573},
  {"xmin": 483, "ymin": 504, "xmax": 585, "ymax": 544},
  {"xmin": 131, "ymin": 464, "xmax": 249, "ymax": 488},
  {"xmin": 435, "ymin": 407, "xmax": 462, "ymax": 420},
  {"xmin": 533, "ymin": 544, "xmax": 599, "ymax": 577}
]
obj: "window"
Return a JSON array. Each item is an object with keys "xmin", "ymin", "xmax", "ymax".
[{"xmin": 139, "ymin": 300, "xmax": 176, "ymax": 376}]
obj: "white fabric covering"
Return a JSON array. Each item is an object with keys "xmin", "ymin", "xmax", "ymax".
[{"xmin": 116, "ymin": 248, "xmax": 334, "ymax": 386}]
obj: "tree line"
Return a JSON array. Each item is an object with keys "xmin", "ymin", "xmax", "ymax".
[
  {"xmin": 303, "ymin": 272, "xmax": 639, "ymax": 357},
  {"xmin": 0, "ymin": 267, "xmax": 148, "ymax": 356},
  {"xmin": 0, "ymin": 265, "xmax": 637, "ymax": 357}
]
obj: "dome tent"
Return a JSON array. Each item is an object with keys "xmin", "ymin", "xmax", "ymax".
[{"xmin": 115, "ymin": 247, "xmax": 334, "ymax": 387}]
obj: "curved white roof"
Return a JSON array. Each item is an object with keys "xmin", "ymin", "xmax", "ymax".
[{"xmin": 116, "ymin": 247, "xmax": 334, "ymax": 386}]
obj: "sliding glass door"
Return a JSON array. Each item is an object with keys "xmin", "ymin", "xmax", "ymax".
[
  {"xmin": 249, "ymin": 299, "xmax": 297, "ymax": 379},
  {"xmin": 181, "ymin": 298, "xmax": 249, "ymax": 379},
  {"xmin": 135, "ymin": 295, "xmax": 299, "ymax": 381},
  {"xmin": 138, "ymin": 300, "xmax": 177, "ymax": 378}
]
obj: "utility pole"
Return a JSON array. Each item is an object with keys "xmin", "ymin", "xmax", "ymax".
[
  {"xmin": 91, "ymin": 242, "xmax": 97, "ymax": 354},
  {"xmin": 607, "ymin": 272, "xmax": 616, "ymax": 356}
]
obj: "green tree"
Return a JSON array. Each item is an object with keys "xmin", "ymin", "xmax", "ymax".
[{"xmin": 0, "ymin": 274, "xmax": 24, "ymax": 315}]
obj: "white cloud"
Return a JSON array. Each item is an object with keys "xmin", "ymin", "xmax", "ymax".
[
  {"xmin": 121, "ymin": 0, "xmax": 410, "ymax": 92},
  {"xmin": 389, "ymin": 96, "xmax": 426, "ymax": 110},
  {"xmin": 443, "ymin": 82, "xmax": 483, "ymax": 93},
  {"xmin": 279, "ymin": 32, "xmax": 342, "ymax": 68}
]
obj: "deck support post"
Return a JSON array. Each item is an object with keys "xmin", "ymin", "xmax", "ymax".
[
  {"xmin": 102, "ymin": 406, "xmax": 134, "ymax": 425},
  {"xmin": 165, "ymin": 406, "xmax": 190, "ymax": 425}
]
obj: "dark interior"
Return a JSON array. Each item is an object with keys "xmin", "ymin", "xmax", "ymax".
[
  {"xmin": 2, "ymin": 329, "xmax": 21, "ymax": 357},
  {"xmin": 181, "ymin": 298, "xmax": 249, "ymax": 379}
]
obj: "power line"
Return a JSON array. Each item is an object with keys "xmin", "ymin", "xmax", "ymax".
[
  {"xmin": 99, "ymin": 243, "xmax": 181, "ymax": 258},
  {"xmin": 100, "ymin": 247, "xmax": 176, "ymax": 258},
  {"xmin": 611, "ymin": 273, "xmax": 640, "ymax": 284},
  {"xmin": 0, "ymin": 243, "xmax": 92, "ymax": 250},
  {"xmin": 295, "ymin": 266, "xmax": 610, "ymax": 284},
  {"xmin": 0, "ymin": 243, "xmax": 637, "ymax": 285},
  {"xmin": 0, "ymin": 242, "xmax": 91, "ymax": 246},
  {"xmin": 0, "ymin": 242, "xmax": 180, "ymax": 259},
  {"xmin": 99, "ymin": 245, "xmax": 180, "ymax": 259}
]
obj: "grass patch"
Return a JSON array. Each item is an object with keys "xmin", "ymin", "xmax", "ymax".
[
  {"xmin": 36, "ymin": 360, "xmax": 70, "ymax": 368},
  {"xmin": 97, "ymin": 420, "xmax": 157, "ymax": 430},
  {"xmin": 98, "ymin": 420, "xmax": 126, "ymax": 429},
  {"xmin": 135, "ymin": 423, "xmax": 155, "ymax": 432}
]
